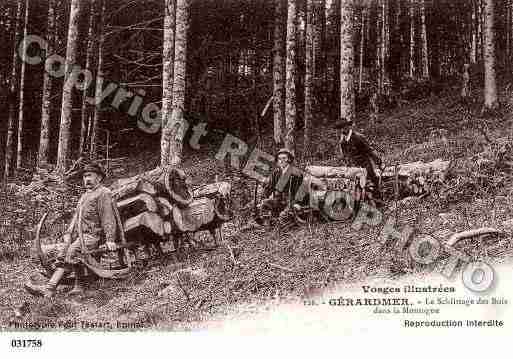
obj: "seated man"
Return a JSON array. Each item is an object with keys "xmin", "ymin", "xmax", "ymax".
[
  {"xmin": 257, "ymin": 148, "xmax": 303, "ymax": 230},
  {"xmin": 25, "ymin": 163, "xmax": 119, "ymax": 297},
  {"xmin": 335, "ymin": 118, "xmax": 384, "ymax": 202}
]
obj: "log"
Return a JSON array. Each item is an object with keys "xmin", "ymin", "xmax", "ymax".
[
  {"xmin": 306, "ymin": 165, "xmax": 366, "ymax": 179},
  {"xmin": 111, "ymin": 167, "xmax": 166, "ymax": 199},
  {"xmin": 381, "ymin": 159, "xmax": 451, "ymax": 180},
  {"xmin": 156, "ymin": 197, "xmax": 172, "ymax": 218},
  {"xmin": 124, "ymin": 211, "xmax": 164, "ymax": 237},
  {"xmin": 306, "ymin": 159, "xmax": 450, "ymax": 181},
  {"xmin": 117, "ymin": 193, "xmax": 158, "ymax": 219},
  {"xmin": 138, "ymin": 181, "xmax": 157, "ymax": 196},
  {"xmin": 110, "ymin": 166, "xmax": 192, "ymax": 206},
  {"xmin": 163, "ymin": 221, "xmax": 172, "ymax": 234},
  {"xmin": 192, "ymin": 181, "xmax": 231, "ymax": 198}
]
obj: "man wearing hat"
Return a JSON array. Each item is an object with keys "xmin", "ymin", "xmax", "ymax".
[
  {"xmin": 25, "ymin": 163, "xmax": 119, "ymax": 297},
  {"xmin": 256, "ymin": 148, "xmax": 303, "ymax": 230},
  {"xmin": 335, "ymin": 118, "xmax": 383, "ymax": 201}
]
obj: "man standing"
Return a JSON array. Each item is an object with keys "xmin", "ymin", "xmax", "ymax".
[
  {"xmin": 335, "ymin": 118, "xmax": 384, "ymax": 201},
  {"xmin": 256, "ymin": 148, "xmax": 303, "ymax": 230},
  {"xmin": 25, "ymin": 163, "xmax": 119, "ymax": 297}
]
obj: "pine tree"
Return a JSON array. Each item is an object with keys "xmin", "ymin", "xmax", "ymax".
[
  {"xmin": 284, "ymin": 0, "xmax": 297, "ymax": 153},
  {"xmin": 161, "ymin": 0, "xmax": 176, "ymax": 166},
  {"xmin": 340, "ymin": 0, "xmax": 355, "ymax": 123},
  {"xmin": 483, "ymin": 0, "xmax": 498, "ymax": 110},
  {"xmin": 90, "ymin": 0, "xmax": 106, "ymax": 160},
  {"xmin": 420, "ymin": 0, "xmax": 429, "ymax": 79},
  {"xmin": 409, "ymin": 0, "xmax": 416, "ymax": 78},
  {"xmin": 3, "ymin": 0, "xmax": 23, "ymax": 183},
  {"xmin": 273, "ymin": 0, "xmax": 286, "ymax": 149},
  {"xmin": 304, "ymin": 0, "xmax": 314, "ymax": 157},
  {"xmin": 166, "ymin": 0, "xmax": 190, "ymax": 166},
  {"xmin": 38, "ymin": 0, "xmax": 56, "ymax": 167},
  {"xmin": 79, "ymin": 0, "xmax": 97, "ymax": 156},
  {"xmin": 55, "ymin": 0, "xmax": 81, "ymax": 173},
  {"xmin": 16, "ymin": 0, "xmax": 29, "ymax": 170}
]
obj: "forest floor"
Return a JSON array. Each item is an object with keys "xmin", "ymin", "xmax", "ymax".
[{"xmin": 1, "ymin": 82, "xmax": 513, "ymax": 331}]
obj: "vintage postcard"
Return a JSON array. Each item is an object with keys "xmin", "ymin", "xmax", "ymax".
[{"xmin": 1, "ymin": 0, "xmax": 512, "ymax": 355}]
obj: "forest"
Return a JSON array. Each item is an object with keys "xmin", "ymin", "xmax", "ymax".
[
  {"xmin": 0, "ymin": 0, "xmax": 513, "ymax": 330},
  {"xmin": 0, "ymin": 0, "xmax": 511, "ymax": 175}
]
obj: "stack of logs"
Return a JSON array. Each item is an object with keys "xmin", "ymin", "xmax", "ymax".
[
  {"xmin": 110, "ymin": 166, "xmax": 229, "ymax": 243},
  {"xmin": 305, "ymin": 158, "xmax": 451, "ymax": 200}
]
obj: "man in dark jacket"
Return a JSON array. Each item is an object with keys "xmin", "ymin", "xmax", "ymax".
[
  {"xmin": 258, "ymin": 148, "xmax": 303, "ymax": 229},
  {"xmin": 335, "ymin": 118, "xmax": 383, "ymax": 200},
  {"xmin": 25, "ymin": 163, "xmax": 119, "ymax": 297}
]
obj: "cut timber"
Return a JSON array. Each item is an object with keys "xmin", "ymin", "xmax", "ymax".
[
  {"xmin": 111, "ymin": 167, "xmax": 166, "ymax": 199},
  {"xmin": 306, "ymin": 159, "xmax": 450, "ymax": 181},
  {"xmin": 305, "ymin": 166, "xmax": 367, "ymax": 190},
  {"xmin": 137, "ymin": 181, "xmax": 157, "ymax": 196},
  {"xmin": 306, "ymin": 165, "xmax": 367, "ymax": 179},
  {"xmin": 381, "ymin": 159, "xmax": 451, "ymax": 180},
  {"xmin": 124, "ymin": 211, "xmax": 164, "ymax": 237},
  {"xmin": 111, "ymin": 166, "xmax": 192, "ymax": 206},
  {"xmin": 117, "ymin": 193, "xmax": 158, "ymax": 216},
  {"xmin": 172, "ymin": 197, "xmax": 215, "ymax": 232},
  {"xmin": 156, "ymin": 197, "xmax": 173, "ymax": 218},
  {"xmin": 112, "ymin": 180, "xmax": 156, "ymax": 200},
  {"xmin": 164, "ymin": 221, "xmax": 172, "ymax": 234},
  {"xmin": 192, "ymin": 181, "xmax": 231, "ymax": 198}
]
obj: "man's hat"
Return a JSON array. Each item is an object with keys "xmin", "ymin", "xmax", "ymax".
[
  {"xmin": 334, "ymin": 117, "xmax": 354, "ymax": 129},
  {"xmin": 80, "ymin": 162, "xmax": 106, "ymax": 179},
  {"xmin": 277, "ymin": 148, "xmax": 294, "ymax": 162}
]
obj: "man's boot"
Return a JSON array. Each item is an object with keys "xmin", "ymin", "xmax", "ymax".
[
  {"xmin": 68, "ymin": 266, "xmax": 84, "ymax": 296},
  {"xmin": 278, "ymin": 210, "xmax": 297, "ymax": 234},
  {"xmin": 24, "ymin": 268, "xmax": 65, "ymax": 298}
]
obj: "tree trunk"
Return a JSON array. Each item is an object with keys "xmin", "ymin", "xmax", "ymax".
[
  {"xmin": 505, "ymin": 0, "xmax": 512, "ymax": 67},
  {"xmin": 16, "ymin": 0, "xmax": 29, "ymax": 170},
  {"xmin": 483, "ymin": 0, "xmax": 498, "ymax": 110},
  {"xmin": 358, "ymin": 5, "xmax": 366, "ymax": 93},
  {"xmin": 470, "ymin": 0, "xmax": 477, "ymax": 64},
  {"xmin": 477, "ymin": 0, "xmax": 483, "ymax": 62},
  {"xmin": 409, "ymin": 0, "xmax": 415, "ymax": 78},
  {"xmin": 284, "ymin": 0, "xmax": 297, "ymax": 153},
  {"xmin": 90, "ymin": 0, "xmax": 106, "ymax": 161},
  {"xmin": 383, "ymin": 0, "xmax": 389, "ymax": 63},
  {"xmin": 420, "ymin": 0, "xmax": 429, "ymax": 79},
  {"xmin": 165, "ymin": 0, "xmax": 189, "ymax": 166},
  {"xmin": 304, "ymin": 0, "xmax": 314, "ymax": 158},
  {"xmin": 3, "ymin": 0, "xmax": 23, "ymax": 183},
  {"xmin": 331, "ymin": 0, "xmax": 341, "ymax": 117},
  {"xmin": 376, "ymin": 0, "xmax": 385, "ymax": 95},
  {"xmin": 340, "ymin": 0, "xmax": 354, "ymax": 123},
  {"xmin": 389, "ymin": 0, "xmax": 402, "ymax": 91},
  {"xmin": 507, "ymin": 0, "xmax": 513, "ymax": 66},
  {"xmin": 38, "ymin": 0, "xmax": 56, "ymax": 168},
  {"xmin": 55, "ymin": 0, "xmax": 81, "ymax": 174},
  {"xmin": 161, "ymin": 0, "xmax": 176, "ymax": 167},
  {"xmin": 314, "ymin": 0, "xmax": 326, "ymax": 107},
  {"xmin": 273, "ymin": 0, "xmax": 286, "ymax": 149},
  {"xmin": 79, "ymin": 0, "xmax": 96, "ymax": 157}
]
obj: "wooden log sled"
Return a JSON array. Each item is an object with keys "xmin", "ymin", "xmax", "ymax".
[
  {"xmin": 305, "ymin": 158, "xmax": 451, "ymax": 200},
  {"xmin": 33, "ymin": 166, "xmax": 233, "ymax": 279}
]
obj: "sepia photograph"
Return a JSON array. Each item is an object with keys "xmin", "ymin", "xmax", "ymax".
[{"xmin": 0, "ymin": 0, "xmax": 512, "ymax": 352}]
